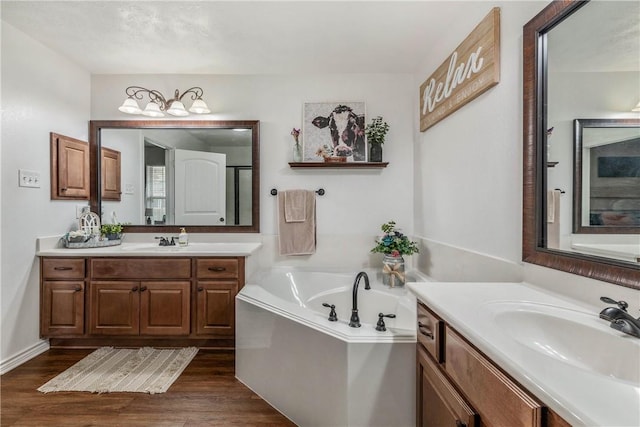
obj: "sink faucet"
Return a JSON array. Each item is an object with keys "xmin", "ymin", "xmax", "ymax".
[
  {"xmin": 349, "ymin": 272, "xmax": 371, "ymax": 328},
  {"xmin": 155, "ymin": 236, "xmax": 176, "ymax": 246},
  {"xmin": 599, "ymin": 296, "xmax": 640, "ymax": 339}
]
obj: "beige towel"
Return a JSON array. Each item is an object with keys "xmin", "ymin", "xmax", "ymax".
[
  {"xmin": 284, "ymin": 190, "xmax": 307, "ymax": 222},
  {"xmin": 278, "ymin": 190, "xmax": 316, "ymax": 256},
  {"xmin": 547, "ymin": 189, "xmax": 561, "ymax": 249}
]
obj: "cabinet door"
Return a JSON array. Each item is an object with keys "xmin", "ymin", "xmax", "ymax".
[
  {"xmin": 41, "ymin": 281, "xmax": 85, "ymax": 336},
  {"xmin": 50, "ymin": 132, "xmax": 90, "ymax": 199},
  {"xmin": 140, "ymin": 281, "xmax": 190, "ymax": 336},
  {"xmin": 417, "ymin": 346, "xmax": 477, "ymax": 427},
  {"xmin": 101, "ymin": 147, "xmax": 121, "ymax": 201},
  {"xmin": 90, "ymin": 281, "xmax": 140, "ymax": 335},
  {"xmin": 196, "ymin": 281, "xmax": 237, "ymax": 336}
]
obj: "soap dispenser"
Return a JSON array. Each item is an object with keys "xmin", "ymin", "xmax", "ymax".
[{"xmin": 178, "ymin": 228, "xmax": 189, "ymax": 247}]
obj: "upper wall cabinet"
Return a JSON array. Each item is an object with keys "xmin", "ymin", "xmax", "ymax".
[
  {"xmin": 50, "ymin": 132, "xmax": 90, "ymax": 200},
  {"xmin": 101, "ymin": 147, "xmax": 121, "ymax": 201}
]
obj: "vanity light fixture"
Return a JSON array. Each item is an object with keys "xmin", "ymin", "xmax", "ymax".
[
  {"xmin": 118, "ymin": 86, "xmax": 211, "ymax": 117},
  {"xmin": 632, "ymin": 101, "xmax": 640, "ymax": 112}
]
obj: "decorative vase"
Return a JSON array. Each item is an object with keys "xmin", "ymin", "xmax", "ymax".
[
  {"xmin": 369, "ymin": 143, "xmax": 383, "ymax": 162},
  {"xmin": 382, "ymin": 254, "xmax": 405, "ymax": 287},
  {"xmin": 293, "ymin": 142, "xmax": 303, "ymax": 162},
  {"xmin": 105, "ymin": 233, "xmax": 120, "ymax": 241}
]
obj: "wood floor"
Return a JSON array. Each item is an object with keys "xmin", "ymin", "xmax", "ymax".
[{"xmin": 1, "ymin": 349, "xmax": 296, "ymax": 427}]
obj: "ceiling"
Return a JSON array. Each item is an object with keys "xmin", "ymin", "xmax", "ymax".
[{"xmin": 1, "ymin": 0, "xmax": 501, "ymax": 75}]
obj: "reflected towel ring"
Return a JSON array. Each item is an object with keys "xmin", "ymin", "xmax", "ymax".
[{"xmin": 271, "ymin": 188, "xmax": 325, "ymax": 196}]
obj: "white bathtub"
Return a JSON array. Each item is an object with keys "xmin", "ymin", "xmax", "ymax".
[{"xmin": 236, "ymin": 267, "xmax": 418, "ymax": 426}]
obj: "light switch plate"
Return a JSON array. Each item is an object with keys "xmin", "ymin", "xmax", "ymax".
[
  {"xmin": 124, "ymin": 183, "xmax": 134, "ymax": 195},
  {"xmin": 18, "ymin": 169, "xmax": 41, "ymax": 188}
]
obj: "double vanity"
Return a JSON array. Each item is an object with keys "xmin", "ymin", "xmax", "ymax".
[
  {"xmin": 37, "ymin": 239, "xmax": 260, "ymax": 349},
  {"xmin": 408, "ymin": 281, "xmax": 640, "ymax": 427}
]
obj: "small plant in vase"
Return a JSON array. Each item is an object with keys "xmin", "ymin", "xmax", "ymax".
[
  {"xmin": 365, "ymin": 116, "xmax": 389, "ymax": 162},
  {"xmin": 100, "ymin": 223, "xmax": 123, "ymax": 240},
  {"xmin": 371, "ymin": 221, "xmax": 419, "ymax": 287}
]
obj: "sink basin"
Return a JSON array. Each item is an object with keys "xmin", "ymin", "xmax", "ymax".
[
  {"xmin": 483, "ymin": 302, "xmax": 640, "ymax": 384},
  {"xmin": 119, "ymin": 242, "xmax": 260, "ymax": 254}
]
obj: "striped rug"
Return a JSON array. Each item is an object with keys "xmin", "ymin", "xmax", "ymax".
[{"xmin": 38, "ymin": 347, "xmax": 198, "ymax": 394}]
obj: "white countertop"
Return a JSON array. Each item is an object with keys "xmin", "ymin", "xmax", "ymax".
[
  {"xmin": 36, "ymin": 239, "xmax": 262, "ymax": 257},
  {"xmin": 407, "ymin": 281, "xmax": 640, "ymax": 427}
]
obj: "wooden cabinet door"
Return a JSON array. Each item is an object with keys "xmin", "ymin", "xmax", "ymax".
[
  {"xmin": 90, "ymin": 281, "xmax": 140, "ymax": 335},
  {"xmin": 196, "ymin": 281, "xmax": 237, "ymax": 336},
  {"xmin": 418, "ymin": 346, "xmax": 477, "ymax": 427},
  {"xmin": 41, "ymin": 281, "xmax": 84, "ymax": 336},
  {"xmin": 101, "ymin": 147, "xmax": 121, "ymax": 201},
  {"xmin": 50, "ymin": 132, "xmax": 89, "ymax": 199},
  {"xmin": 140, "ymin": 281, "xmax": 190, "ymax": 336}
]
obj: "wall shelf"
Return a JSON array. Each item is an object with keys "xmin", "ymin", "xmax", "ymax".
[{"xmin": 288, "ymin": 162, "xmax": 388, "ymax": 169}]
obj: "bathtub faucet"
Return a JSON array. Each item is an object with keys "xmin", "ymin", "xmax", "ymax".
[{"xmin": 349, "ymin": 272, "xmax": 371, "ymax": 328}]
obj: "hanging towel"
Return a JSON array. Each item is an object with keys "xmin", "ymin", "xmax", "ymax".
[
  {"xmin": 547, "ymin": 189, "xmax": 561, "ymax": 249},
  {"xmin": 278, "ymin": 190, "xmax": 316, "ymax": 256},
  {"xmin": 284, "ymin": 190, "xmax": 307, "ymax": 222}
]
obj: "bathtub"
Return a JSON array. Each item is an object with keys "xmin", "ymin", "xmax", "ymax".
[{"xmin": 236, "ymin": 267, "xmax": 418, "ymax": 427}]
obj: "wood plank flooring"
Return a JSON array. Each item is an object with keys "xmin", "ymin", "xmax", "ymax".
[{"xmin": 1, "ymin": 349, "xmax": 296, "ymax": 427}]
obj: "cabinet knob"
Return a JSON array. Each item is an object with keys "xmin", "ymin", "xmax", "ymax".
[
  {"xmin": 74, "ymin": 286, "xmax": 82, "ymax": 292},
  {"xmin": 140, "ymin": 286, "xmax": 147, "ymax": 292},
  {"xmin": 61, "ymin": 187, "xmax": 68, "ymax": 192},
  {"xmin": 208, "ymin": 267, "xmax": 226, "ymax": 272},
  {"xmin": 456, "ymin": 421, "xmax": 466, "ymax": 427},
  {"xmin": 198, "ymin": 287, "xmax": 204, "ymax": 292},
  {"xmin": 132, "ymin": 286, "xmax": 139, "ymax": 292}
]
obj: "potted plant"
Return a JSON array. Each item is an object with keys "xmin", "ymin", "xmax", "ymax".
[
  {"xmin": 371, "ymin": 221, "xmax": 419, "ymax": 287},
  {"xmin": 364, "ymin": 116, "xmax": 389, "ymax": 162},
  {"xmin": 100, "ymin": 223, "xmax": 123, "ymax": 240}
]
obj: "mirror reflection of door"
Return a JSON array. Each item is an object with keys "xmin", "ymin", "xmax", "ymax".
[
  {"xmin": 144, "ymin": 141, "xmax": 169, "ymax": 225},
  {"xmin": 174, "ymin": 149, "xmax": 226, "ymax": 225}
]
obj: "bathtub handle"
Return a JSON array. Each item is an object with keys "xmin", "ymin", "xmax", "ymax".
[
  {"xmin": 322, "ymin": 303, "xmax": 338, "ymax": 322},
  {"xmin": 208, "ymin": 267, "xmax": 226, "ymax": 272},
  {"xmin": 417, "ymin": 322, "xmax": 434, "ymax": 339}
]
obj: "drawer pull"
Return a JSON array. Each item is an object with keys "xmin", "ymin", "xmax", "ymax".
[
  {"xmin": 456, "ymin": 421, "xmax": 466, "ymax": 427},
  {"xmin": 208, "ymin": 267, "xmax": 226, "ymax": 272},
  {"xmin": 140, "ymin": 286, "xmax": 147, "ymax": 292},
  {"xmin": 198, "ymin": 287, "xmax": 204, "ymax": 292},
  {"xmin": 74, "ymin": 286, "xmax": 82, "ymax": 292},
  {"xmin": 54, "ymin": 266, "xmax": 73, "ymax": 271},
  {"xmin": 418, "ymin": 322, "xmax": 434, "ymax": 339}
]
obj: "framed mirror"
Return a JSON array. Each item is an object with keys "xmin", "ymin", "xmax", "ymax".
[
  {"xmin": 573, "ymin": 118, "xmax": 640, "ymax": 234},
  {"xmin": 523, "ymin": 0, "xmax": 640, "ymax": 288},
  {"xmin": 89, "ymin": 120, "xmax": 260, "ymax": 233}
]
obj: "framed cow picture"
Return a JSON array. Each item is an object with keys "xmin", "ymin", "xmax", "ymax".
[{"xmin": 302, "ymin": 102, "xmax": 367, "ymax": 162}]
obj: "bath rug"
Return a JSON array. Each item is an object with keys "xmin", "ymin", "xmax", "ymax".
[{"xmin": 38, "ymin": 346, "xmax": 198, "ymax": 394}]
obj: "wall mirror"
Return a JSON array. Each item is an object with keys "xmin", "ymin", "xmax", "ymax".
[
  {"xmin": 523, "ymin": 0, "xmax": 640, "ymax": 288},
  {"xmin": 573, "ymin": 119, "xmax": 640, "ymax": 235},
  {"xmin": 89, "ymin": 120, "xmax": 260, "ymax": 233}
]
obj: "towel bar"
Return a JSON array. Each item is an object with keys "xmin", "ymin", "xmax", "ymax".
[
  {"xmin": 270, "ymin": 188, "xmax": 325, "ymax": 196},
  {"xmin": 554, "ymin": 188, "xmax": 565, "ymax": 194}
]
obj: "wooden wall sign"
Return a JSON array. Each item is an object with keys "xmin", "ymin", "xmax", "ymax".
[{"xmin": 419, "ymin": 7, "xmax": 500, "ymax": 132}]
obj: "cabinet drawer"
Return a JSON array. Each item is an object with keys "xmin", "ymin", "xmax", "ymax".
[
  {"xmin": 418, "ymin": 303, "xmax": 443, "ymax": 363},
  {"xmin": 42, "ymin": 258, "xmax": 85, "ymax": 279},
  {"xmin": 196, "ymin": 258, "xmax": 239, "ymax": 279},
  {"xmin": 445, "ymin": 326, "xmax": 543, "ymax": 427},
  {"xmin": 90, "ymin": 258, "xmax": 191, "ymax": 279}
]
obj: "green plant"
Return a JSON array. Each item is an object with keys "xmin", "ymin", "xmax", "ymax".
[
  {"xmin": 365, "ymin": 116, "xmax": 390, "ymax": 145},
  {"xmin": 371, "ymin": 221, "xmax": 419, "ymax": 256},
  {"xmin": 100, "ymin": 223, "xmax": 123, "ymax": 235}
]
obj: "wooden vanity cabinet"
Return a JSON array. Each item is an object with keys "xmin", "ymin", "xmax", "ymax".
[
  {"xmin": 40, "ymin": 258, "xmax": 86, "ymax": 337},
  {"xmin": 416, "ymin": 302, "xmax": 570, "ymax": 427},
  {"xmin": 40, "ymin": 256, "xmax": 245, "ymax": 348}
]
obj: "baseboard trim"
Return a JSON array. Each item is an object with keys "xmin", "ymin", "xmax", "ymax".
[{"xmin": 0, "ymin": 340, "xmax": 50, "ymax": 375}]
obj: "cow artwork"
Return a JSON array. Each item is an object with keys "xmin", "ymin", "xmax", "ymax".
[{"xmin": 303, "ymin": 102, "xmax": 367, "ymax": 162}]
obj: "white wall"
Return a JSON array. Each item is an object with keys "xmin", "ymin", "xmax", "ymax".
[
  {"xmin": 1, "ymin": 22, "xmax": 91, "ymax": 367},
  {"xmin": 413, "ymin": 2, "xmax": 544, "ymax": 279},
  {"xmin": 91, "ymin": 74, "xmax": 416, "ymax": 267}
]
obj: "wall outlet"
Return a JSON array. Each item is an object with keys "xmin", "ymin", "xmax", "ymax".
[
  {"xmin": 76, "ymin": 205, "xmax": 89, "ymax": 218},
  {"xmin": 18, "ymin": 169, "xmax": 41, "ymax": 188}
]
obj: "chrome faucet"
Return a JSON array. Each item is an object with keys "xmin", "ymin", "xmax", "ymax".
[
  {"xmin": 599, "ymin": 296, "xmax": 640, "ymax": 339},
  {"xmin": 349, "ymin": 272, "xmax": 371, "ymax": 328}
]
